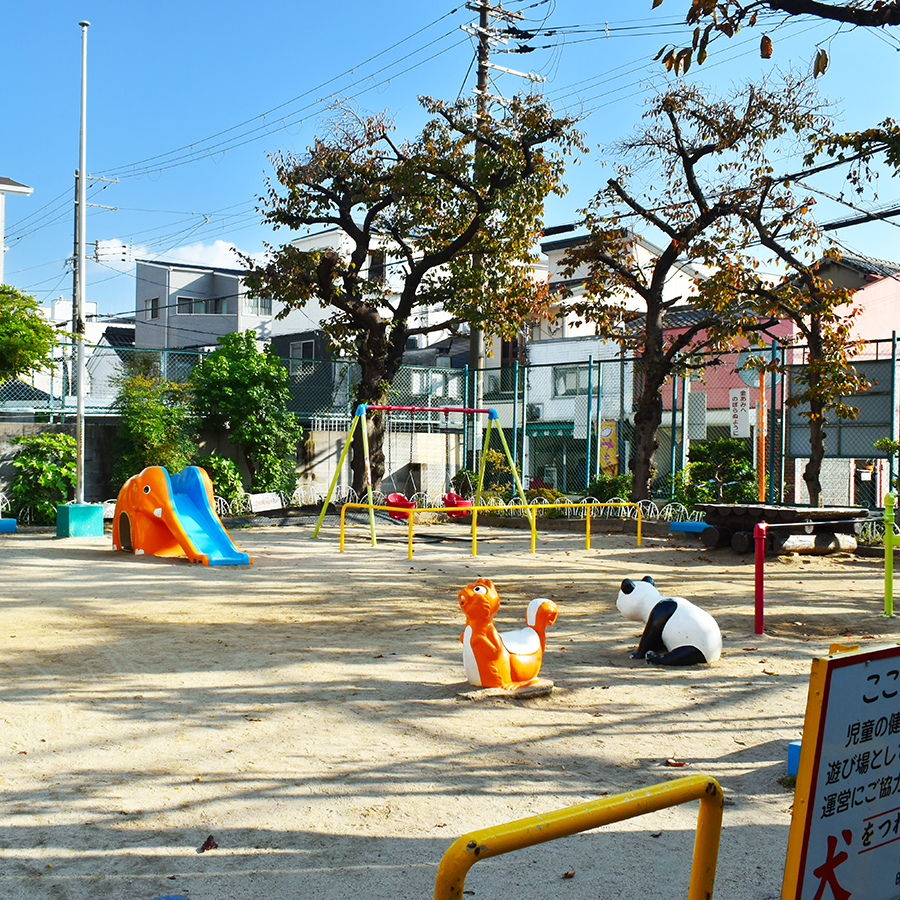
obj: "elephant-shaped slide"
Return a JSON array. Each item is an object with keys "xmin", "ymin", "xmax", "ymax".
[{"xmin": 112, "ymin": 466, "xmax": 252, "ymax": 566}]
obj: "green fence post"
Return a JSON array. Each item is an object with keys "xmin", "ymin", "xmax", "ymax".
[
  {"xmin": 670, "ymin": 375, "xmax": 678, "ymax": 498},
  {"xmin": 885, "ymin": 493, "xmax": 895, "ymax": 618},
  {"xmin": 767, "ymin": 340, "xmax": 778, "ymax": 504},
  {"xmin": 585, "ymin": 355, "xmax": 593, "ymax": 491}
]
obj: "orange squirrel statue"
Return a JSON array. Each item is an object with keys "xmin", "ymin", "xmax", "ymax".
[{"xmin": 458, "ymin": 577, "xmax": 558, "ymax": 689}]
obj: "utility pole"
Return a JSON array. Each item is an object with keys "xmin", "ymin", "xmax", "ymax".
[
  {"xmin": 467, "ymin": 0, "xmax": 489, "ymax": 467},
  {"xmin": 58, "ymin": 20, "xmax": 104, "ymax": 536},
  {"xmin": 462, "ymin": 0, "xmax": 543, "ymax": 468}
]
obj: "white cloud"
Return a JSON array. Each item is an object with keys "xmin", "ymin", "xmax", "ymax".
[{"xmin": 163, "ymin": 240, "xmax": 246, "ymax": 269}]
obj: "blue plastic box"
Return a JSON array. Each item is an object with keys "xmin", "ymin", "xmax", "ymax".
[{"xmin": 788, "ymin": 740, "xmax": 802, "ymax": 776}]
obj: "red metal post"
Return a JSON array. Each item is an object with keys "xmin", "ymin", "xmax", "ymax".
[{"xmin": 754, "ymin": 522, "xmax": 767, "ymax": 635}]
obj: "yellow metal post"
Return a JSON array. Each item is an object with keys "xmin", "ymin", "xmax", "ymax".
[
  {"xmin": 586, "ymin": 505, "xmax": 591, "ymax": 550},
  {"xmin": 434, "ymin": 775, "xmax": 723, "ymax": 900}
]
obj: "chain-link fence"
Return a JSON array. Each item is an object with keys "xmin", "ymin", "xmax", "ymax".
[{"xmin": 2, "ymin": 337, "xmax": 898, "ymax": 508}]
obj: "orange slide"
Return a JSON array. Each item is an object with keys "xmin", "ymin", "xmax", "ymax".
[{"xmin": 112, "ymin": 466, "xmax": 252, "ymax": 566}]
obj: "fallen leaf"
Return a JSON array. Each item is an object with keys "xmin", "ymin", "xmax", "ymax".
[
  {"xmin": 435, "ymin": 822, "xmax": 447, "ymax": 827},
  {"xmin": 562, "ymin": 869, "xmax": 575, "ymax": 879},
  {"xmin": 651, "ymin": 832, "xmax": 662, "ymax": 838},
  {"xmin": 592, "ymin": 712, "xmax": 603, "ymax": 717},
  {"xmin": 199, "ymin": 835, "xmax": 218, "ymax": 853},
  {"xmin": 666, "ymin": 759, "xmax": 688, "ymax": 767}
]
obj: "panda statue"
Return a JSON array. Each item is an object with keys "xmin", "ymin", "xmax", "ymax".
[{"xmin": 616, "ymin": 575, "xmax": 722, "ymax": 666}]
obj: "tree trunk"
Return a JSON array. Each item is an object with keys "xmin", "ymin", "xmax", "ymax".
[
  {"xmin": 803, "ymin": 403, "xmax": 826, "ymax": 507},
  {"xmin": 802, "ymin": 322, "xmax": 826, "ymax": 507},
  {"xmin": 348, "ymin": 327, "xmax": 405, "ymax": 496},
  {"xmin": 630, "ymin": 377, "xmax": 665, "ymax": 501}
]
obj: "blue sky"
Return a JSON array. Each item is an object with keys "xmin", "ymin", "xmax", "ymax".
[{"xmin": 4, "ymin": 1, "xmax": 899, "ymax": 322}]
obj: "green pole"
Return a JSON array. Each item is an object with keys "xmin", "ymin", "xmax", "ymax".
[
  {"xmin": 670, "ymin": 376, "xmax": 678, "ymax": 498},
  {"xmin": 885, "ymin": 492, "xmax": 895, "ymax": 618},
  {"xmin": 585, "ymin": 355, "xmax": 593, "ymax": 491},
  {"xmin": 891, "ymin": 332, "xmax": 898, "ymax": 495},
  {"xmin": 595, "ymin": 361, "xmax": 603, "ymax": 480},
  {"xmin": 313, "ymin": 409, "xmax": 362, "ymax": 538},
  {"xmin": 491, "ymin": 410, "xmax": 535, "ymax": 529},
  {"xmin": 767, "ymin": 340, "xmax": 778, "ymax": 504}
]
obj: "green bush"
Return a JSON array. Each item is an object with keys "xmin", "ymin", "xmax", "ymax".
[
  {"xmin": 10, "ymin": 432, "xmax": 76, "ymax": 524},
  {"xmin": 450, "ymin": 468, "xmax": 478, "ymax": 498},
  {"xmin": 583, "ymin": 473, "xmax": 632, "ymax": 502},
  {"xmin": 525, "ymin": 486, "xmax": 567, "ymax": 517},
  {"xmin": 686, "ymin": 438, "xmax": 756, "ymax": 503},
  {"xmin": 195, "ymin": 454, "xmax": 245, "ymax": 510},
  {"xmin": 191, "ymin": 331, "xmax": 302, "ymax": 497},
  {"xmin": 112, "ymin": 372, "xmax": 195, "ymax": 489}
]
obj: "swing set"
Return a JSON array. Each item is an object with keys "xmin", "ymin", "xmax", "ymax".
[{"xmin": 312, "ymin": 403, "xmax": 532, "ymax": 545}]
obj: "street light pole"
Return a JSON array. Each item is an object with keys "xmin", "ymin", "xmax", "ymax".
[{"xmin": 75, "ymin": 20, "xmax": 89, "ymax": 505}]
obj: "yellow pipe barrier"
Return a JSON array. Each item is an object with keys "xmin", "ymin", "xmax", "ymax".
[
  {"xmin": 434, "ymin": 775, "xmax": 724, "ymax": 900},
  {"xmin": 338, "ymin": 501, "xmax": 642, "ymax": 559}
]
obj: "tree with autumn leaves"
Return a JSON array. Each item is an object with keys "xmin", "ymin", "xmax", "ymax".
[
  {"xmin": 653, "ymin": 0, "xmax": 900, "ymax": 76},
  {"xmin": 244, "ymin": 94, "xmax": 582, "ymax": 493},
  {"xmin": 562, "ymin": 75, "xmax": 868, "ymax": 505}
]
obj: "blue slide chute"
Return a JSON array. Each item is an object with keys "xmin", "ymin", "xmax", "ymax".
[{"xmin": 168, "ymin": 467, "xmax": 252, "ymax": 566}]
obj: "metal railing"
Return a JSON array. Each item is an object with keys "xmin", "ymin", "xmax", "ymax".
[
  {"xmin": 336, "ymin": 500, "xmax": 642, "ymax": 559},
  {"xmin": 434, "ymin": 775, "xmax": 724, "ymax": 900}
]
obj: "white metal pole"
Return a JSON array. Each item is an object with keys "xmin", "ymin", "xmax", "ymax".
[{"xmin": 75, "ymin": 20, "xmax": 89, "ymax": 504}]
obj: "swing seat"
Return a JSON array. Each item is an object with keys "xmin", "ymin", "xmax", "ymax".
[
  {"xmin": 443, "ymin": 492, "xmax": 473, "ymax": 518},
  {"xmin": 386, "ymin": 492, "xmax": 416, "ymax": 520}
]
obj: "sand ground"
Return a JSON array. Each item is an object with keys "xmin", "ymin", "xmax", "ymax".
[{"xmin": 0, "ymin": 517, "xmax": 897, "ymax": 900}]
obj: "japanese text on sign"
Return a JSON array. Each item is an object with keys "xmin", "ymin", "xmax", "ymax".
[
  {"xmin": 729, "ymin": 387, "xmax": 751, "ymax": 439},
  {"xmin": 783, "ymin": 645, "xmax": 900, "ymax": 900}
]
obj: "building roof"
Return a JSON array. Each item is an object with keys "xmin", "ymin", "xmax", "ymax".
[
  {"xmin": 829, "ymin": 251, "xmax": 900, "ymax": 279},
  {"xmin": 403, "ymin": 334, "xmax": 470, "ymax": 368},
  {"xmin": 135, "ymin": 259, "xmax": 246, "ymax": 278},
  {"xmin": 0, "ymin": 176, "xmax": 32, "ymax": 194},
  {"xmin": 101, "ymin": 326, "xmax": 135, "ymax": 348}
]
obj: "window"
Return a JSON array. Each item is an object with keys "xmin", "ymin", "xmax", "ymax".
[
  {"xmin": 244, "ymin": 294, "xmax": 272, "ymax": 316},
  {"xmin": 176, "ymin": 295, "xmax": 224, "ymax": 315},
  {"xmin": 553, "ymin": 364, "xmax": 591, "ymax": 397},
  {"xmin": 289, "ymin": 339, "xmax": 315, "ymax": 376},
  {"xmin": 368, "ymin": 249, "xmax": 386, "ymax": 281},
  {"xmin": 145, "ymin": 297, "xmax": 159, "ymax": 320}
]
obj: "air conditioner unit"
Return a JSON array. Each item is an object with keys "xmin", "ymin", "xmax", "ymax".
[{"xmin": 527, "ymin": 403, "xmax": 542, "ymax": 422}]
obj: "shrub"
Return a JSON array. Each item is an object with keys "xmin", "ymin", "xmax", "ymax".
[
  {"xmin": 525, "ymin": 486, "xmax": 567, "ymax": 517},
  {"xmin": 583, "ymin": 473, "xmax": 632, "ymax": 502},
  {"xmin": 687, "ymin": 438, "xmax": 756, "ymax": 503},
  {"xmin": 112, "ymin": 373, "xmax": 195, "ymax": 489},
  {"xmin": 191, "ymin": 331, "xmax": 302, "ymax": 496},
  {"xmin": 450, "ymin": 468, "xmax": 478, "ymax": 498},
  {"xmin": 10, "ymin": 432, "xmax": 76, "ymax": 524},
  {"xmin": 195, "ymin": 454, "xmax": 245, "ymax": 510}
]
